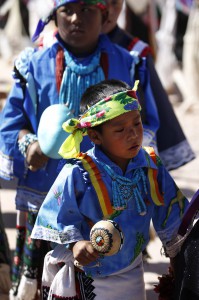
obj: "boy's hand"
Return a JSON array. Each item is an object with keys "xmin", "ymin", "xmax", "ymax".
[
  {"xmin": 26, "ymin": 141, "xmax": 49, "ymax": 171},
  {"xmin": 72, "ymin": 240, "xmax": 99, "ymax": 266}
]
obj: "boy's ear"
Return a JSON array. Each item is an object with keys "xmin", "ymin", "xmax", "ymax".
[
  {"xmin": 54, "ymin": 12, "xmax": 57, "ymax": 26},
  {"xmin": 87, "ymin": 128, "xmax": 102, "ymax": 145}
]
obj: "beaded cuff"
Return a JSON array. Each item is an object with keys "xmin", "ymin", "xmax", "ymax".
[{"xmin": 18, "ymin": 133, "xmax": 38, "ymax": 158}]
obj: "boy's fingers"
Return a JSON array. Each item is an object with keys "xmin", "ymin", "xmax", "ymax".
[
  {"xmin": 74, "ymin": 260, "xmax": 83, "ymax": 268},
  {"xmin": 28, "ymin": 165, "xmax": 37, "ymax": 172},
  {"xmin": 75, "ymin": 250, "xmax": 99, "ymax": 266}
]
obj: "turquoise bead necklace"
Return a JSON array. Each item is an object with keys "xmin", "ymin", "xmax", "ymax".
[
  {"xmin": 98, "ymin": 161, "xmax": 148, "ymax": 215},
  {"xmin": 59, "ymin": 49, "xmax": 105, "ymax": 117}
]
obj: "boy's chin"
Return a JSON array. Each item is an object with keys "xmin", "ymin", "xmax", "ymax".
[{"xmin": 128, "ymin": 146, "xmax": 141, "ymax": 156}]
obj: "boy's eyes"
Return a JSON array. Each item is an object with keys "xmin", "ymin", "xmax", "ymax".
[
  {"xmin": 114, "ymin": 122, "xmax": 141, "ymax": 133},
  {"xmin": 115, "ymin": 128, "xmax": 124, "ymax": 133},
  {"xmin": 135, "ymin": 121, "xmax": 141, "ymax": 126},
  {"xmin": 59, "ymin": 7, "xmax": 71, "ymax": 14},
  {"xmin": 59, "ymin": 6, "xmax": 92, "ymax": 15},
  {"xmin": 82, "ymin": 7, "xmax": 92, "ymax": 12}
]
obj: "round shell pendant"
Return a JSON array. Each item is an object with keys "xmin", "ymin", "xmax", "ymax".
[{"xmin": 90, "ymin": 220, "xmax": 124, "ymax": 256}]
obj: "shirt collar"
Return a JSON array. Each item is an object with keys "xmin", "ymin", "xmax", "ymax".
[
  {"xmin": 55, "ymin": 33, "xmax": 114, "ymax": 56},
  {"xmin": 88, "ymin": 145, "xmax": 158, "ymax": 173}
]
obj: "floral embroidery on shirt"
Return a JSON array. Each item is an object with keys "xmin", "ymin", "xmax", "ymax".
[{"xmin": 53, "ymin": 189, "xmax": 62, "ymax": 205}]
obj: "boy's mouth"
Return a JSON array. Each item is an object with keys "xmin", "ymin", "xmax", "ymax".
[
  {"xmin": 128, "ymin": 144, "xmax": 139, "ymax": 151},
  {"xmin": 70, "ymin": 27, "xmax": 84, "ymax": 34}
]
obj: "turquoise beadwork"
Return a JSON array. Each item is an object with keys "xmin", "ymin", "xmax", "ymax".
[
  {"xmin": 59, "ymin": 49, "xmax": 105, "ymax": 117},
  {"xmin": 98, "ymin": 161, "xmax": 147, "ymax": 215}
]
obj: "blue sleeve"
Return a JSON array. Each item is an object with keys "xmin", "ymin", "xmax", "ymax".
[
  {"xmin": 0, "ymin": 47, "xmax": 38, "ymax": 180},
  {"xmin": 152, "ymin": 163, "xmax": 189, "ymax": 245},
  {"xmin": 31, "ymin": 163, "xmax": 102, "ymax": 244},
  {"xmin": 0, "ymin": 84, "xmax": 29, "ymax": 179}
]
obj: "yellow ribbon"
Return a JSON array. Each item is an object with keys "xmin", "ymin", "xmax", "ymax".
[{"xmin": 58, "ymin": 130, "xmax": 83, "ymax": 159}]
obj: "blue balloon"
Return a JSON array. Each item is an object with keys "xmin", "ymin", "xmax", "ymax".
[{"xmin": 38, "ymin": 104, "xmax": 74, "ymax": 159}]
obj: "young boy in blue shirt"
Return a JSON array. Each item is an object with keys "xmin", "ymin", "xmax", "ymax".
[{"xmin": 32, "ymin": 79, "xmax": 189, "ymax": 300}]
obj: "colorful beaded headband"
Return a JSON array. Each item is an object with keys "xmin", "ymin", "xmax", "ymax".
[
  {"xmin": 53, "ymin": 0, "xmax": 107, "ymax": 10},
  {"xmin": 32, "ymin": 0, "xmax": 107, "ymax": 42},
  {"xmin": 59, "ymin": 81, "xmax": 141, "ymax": 158}
]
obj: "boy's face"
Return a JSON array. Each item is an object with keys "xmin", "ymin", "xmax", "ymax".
[
  {"xmin": 88, "ymin": 110, "xmax": 143, "ymax": 171},
  {"xmin": 56, "ymin": 3, "xmax": 108, "ymax": 56},
  {"xmin": 102, "ymin": 0, "xmax": 123, "ymax": 34}
]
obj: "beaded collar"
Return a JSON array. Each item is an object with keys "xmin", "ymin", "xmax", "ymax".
[
  {"xmin": 98, "ymin": 160, "xmax": 147, "ymax": 215},
  {"xmin": 58, "ymin": 39, "xmax": 105, "ymax": 117}
]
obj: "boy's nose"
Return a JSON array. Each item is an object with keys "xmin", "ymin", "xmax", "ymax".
[
  {"xmin": 128, "ymin": 128, "xmax": 137, "ymax": 140},
  {"xmin": 71, "ymin": 13, "xmax": 81, "ymax": 23},
  {"xmin": 108, "ymin": 7, "xmax": 114, "ymax": 18}
]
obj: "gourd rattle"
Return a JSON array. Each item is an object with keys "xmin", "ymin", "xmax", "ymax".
[
  {"xmin": 90, "ymin": 220, "xmax": 124, "ymax": 256},
  {"xmin": 74, "ymin": 220, "xmax": 124, "ymax": 268}
]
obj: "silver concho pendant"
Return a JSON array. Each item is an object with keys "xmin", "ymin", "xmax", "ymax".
[{"xmin": 90, "ymin": 220, "xmax": 124, "ymax": 256}]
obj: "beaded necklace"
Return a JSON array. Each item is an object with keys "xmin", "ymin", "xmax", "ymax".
[
  {"xmin": 98, "ymin": 161, "xmax": 148, "ymax": 215},
  {"xmin": 59, "ymin": 49, "xmax": 105, "ymax": 117}
]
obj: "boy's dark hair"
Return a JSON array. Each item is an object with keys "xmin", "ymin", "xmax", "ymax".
[{"xmin": 80, "ymin": 79, "xmax": 132, "ymax": 114}]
